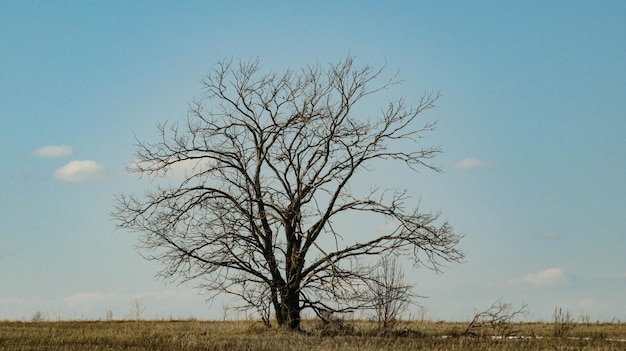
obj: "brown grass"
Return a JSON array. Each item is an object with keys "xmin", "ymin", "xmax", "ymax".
[{"xmin": 0, "ymin": 319, "xmax": 624, "ymax": 351}]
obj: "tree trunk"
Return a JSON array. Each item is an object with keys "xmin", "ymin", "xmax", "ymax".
[
  {"xmin": 271, "ymin": 287, "xmax": 283, "ymax": 326},
  {"xmin": 277, "ymin": 286, "xmax": 301, "ymax": 330}
]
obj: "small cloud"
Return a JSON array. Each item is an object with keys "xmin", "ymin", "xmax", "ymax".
[
  {"xmin": 512, "ymin": 267, "xmax": 567, "ymax": 286},
  {"xmin": 133, "ymin": 290, "xmax": 197, "ymax": 303},
  {"xmin": 64, "ymin": 292, "xmax": 116, "ymax": 308},
  {"xmin": 452, "ymin": 158, "xmax": 492, "ymax": 170},
  {"xmin": 0, "ymin": 290, "xmax": 205, "ymax": 320},
  {"xmin": 0, "ymin": 297, "xmax": 33, "ymax": 306},
  {"xmin": 575, "ymin": 298, "xmax": 610, "ymax": 311},
  {"xmin": 64, "ymin": 290, "xmax": 197, "ymax": 310},
  {"xmin": 53, "ymin": 160, "xmax": 105, "ymax": 182},
  {"xmin": 30, "ymin": 145, "xmax": 73, "ymax": 158}
]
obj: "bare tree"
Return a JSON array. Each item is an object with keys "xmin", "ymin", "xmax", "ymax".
[
  {"xmin": 367, "ymin": 254, "xmax": 415, "ymax": 333},
  {"xmin": 112, "ymin": 56, "xmax": 464, "ymax": 330},
  {"xmin": 130, "ymin": 299, "xmax": 147, "ymax": 321}
]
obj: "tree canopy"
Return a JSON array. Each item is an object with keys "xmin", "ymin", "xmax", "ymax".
[{"xmin": 112, "ymin": 56, "xmax": 464, "ymax": 330}]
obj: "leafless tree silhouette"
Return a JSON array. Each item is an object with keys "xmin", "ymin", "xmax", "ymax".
[
  {"xmin": 367, "ymin": 255, "xmax": 416, "ymax": 333},
  {"xmin": 113, "ymin": 56, "xmax": 464, "ymax": 330}
]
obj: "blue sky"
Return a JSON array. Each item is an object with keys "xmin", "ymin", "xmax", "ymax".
[{"xmin": 1, "ymin": 0, "xmax": 625, "ymax": 322}]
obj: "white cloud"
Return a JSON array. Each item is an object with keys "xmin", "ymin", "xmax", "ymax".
[
  {"xmin": 1, "ymin": 296, "xmax": 61, "ymax": 307},
  {"xmin": 0, "ymin": 289, "xmax": 207, "ymax": 321},
  {"xmin": 53, "ymin": 160, "xmax": 105, "ymax": 182},
  {"xmin": 132, "ymin": 290, "xmax": 197, "ymax": 303},
  {"xmin": 63, "ymin": 290, "xmax": 198, "ymax": 309},
  {"xmin": 452, "ymin": 158, "xmax": 492, "ymax": 170},
  {"xmin": 575, "ymin": 298, "xmax": 610, "ymax": 311},
  {"xmin": 62, "ymin": 290, "xmax": 200, "ymax": 318},
  {"xmin": 30, "ymin": 145, "xmax": 73, "ymax": 158},
  {"xmin": 64, "ymin": 292, "xmax": 116, "ymax": 308},
  {"xmin": 514, "ymin": 267, "xmax": 567, "ymax": 286}
]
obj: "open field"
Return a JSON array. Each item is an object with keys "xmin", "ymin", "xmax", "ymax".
[{"xmin": 1, "ymin": 320, "xmax": 625, "ymax": 351}]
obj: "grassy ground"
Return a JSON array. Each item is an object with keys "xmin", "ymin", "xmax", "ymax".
[{"xmin": 1, "ymin": 319, "xmax": 624, "ymax": 351}]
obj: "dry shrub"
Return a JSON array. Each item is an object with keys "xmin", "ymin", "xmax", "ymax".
[
  {"xmin": 464, "ymin": 299, "xmax": 527, "ymax": 338},
  {"xmin": 308, "ymin": 312, "xmax": 357, "ymax": 336},
  {"xmin": 553, "ymin": 307, "xmax": 576, "ymax": 337}
]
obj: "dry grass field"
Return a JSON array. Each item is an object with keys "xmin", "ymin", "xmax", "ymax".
[{"xmin": 1, "ymin": 319, "xmax": 625, "ymax": 351}]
